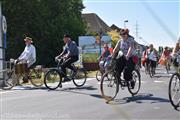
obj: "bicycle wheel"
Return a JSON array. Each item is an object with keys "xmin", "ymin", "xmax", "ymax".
[
  {"xmin": 29, "ymin": 69, "xmax": 44, "ymax": 87},
  {"xmin": 100, "ymin": 70, "xmax": 119, "ymax": 101},
  {"xmin": 149, "ymin": 65, "xmax": 154, "ymax": 78},
  {"xmin": 73, "ymin": 68, "xmax": 87, "ymax": 87},
  {"xmin": 96, "ymin": 70, "xmax": 102, "ymax": 81},
  {"xmin": 168, "ymin": 73, "xmax": 180, "ymax": 109},
  {"xmin": 128, "ymin": 69, "xmax": 141, "ymax": 96},
  {"xmin": 145, "ymin": 63, "xmax": 148, "ymax": 74},
  {"xmin": 44, "ymin": 69, "xmax": 62, "ymax": 90},
  {"xmin": 2, "ymin": 70, "xmax": 16, "ymax": 90}
]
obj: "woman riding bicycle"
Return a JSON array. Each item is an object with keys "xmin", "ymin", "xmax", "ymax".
[
  {"xmin": 98, "ymin": 44, "xmax": 111, "ymax": 73},
  {"xmin": 112, "ymin": 28, "xmax": 137, "ymax": 88},
  {"xmin": 159, "ymin": 46, "xmax": 171, "ymax": 71},
  {"xmin": 172, "ymin": 38, "xmax": 180, "ymax": 73},
  {"xmin": 146, "ymin": 44, "xmax": 158, "ymax": 74}
]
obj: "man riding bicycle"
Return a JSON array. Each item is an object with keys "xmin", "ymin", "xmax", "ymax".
[
  {"xmin": 55, "ymin": 34, "xmax": 79, "ymax": 81},
  {"xmin": 112, "ymin": 28, "xmax": 137, "ymax": 88},
  {"xmin": 15, "ymin": 36, "xmax": 36, "ymax": 83}
]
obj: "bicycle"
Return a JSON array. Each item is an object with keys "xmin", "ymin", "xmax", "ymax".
[
  {"xmin": 44, "ymin": 58, "xmax": 87, "ymax": 90},
  {"xmin": 100, "ymin": 57, "xmax": 141, "ymax": 102},
  {"xmin": 2, "ymin": 59, "xmax": 44, "ymax": 90},
  {"xmin": 96, "ymin": 57, "xmax": 111, "ymax": 81},
  {"xmin": 168, "ymin": 57, "xmax": 180, "ymax": 109},
  {"xmin": 146, "ymin": 59, "xmax": 156, "ymax": 78},
  {"xmin": 164, "ymin": 58, "xmax": 171, "ymax": 73}
]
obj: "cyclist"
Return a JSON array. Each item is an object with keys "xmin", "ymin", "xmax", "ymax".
[
  {"xmin": 55, "ymin": 34, "xmax": 79, "ymax": 81},
  {"xmin": 112, "ymin": 28, "xmax": 136, "ymax": 88},
  {"xmin": 146, "ymin": 44, "xmax": 158, "ymax": 74},
  {"xmin": 142, "ymin": 46, "xmax": 149, "ymax": 67},
  {"xmin": 159, "ymin": 46, "xmax": 171, "ymax": 69},
  {"xmin": 172, "ymin": 38, "xmax": 180, "ymax": 73},
  {"xmin": 98, "ymin": 44, "xmax": 111, "ymax": 73},
  {"xmin": 15, "ymin": 36, "xmax": 36, "ymax": 83}
]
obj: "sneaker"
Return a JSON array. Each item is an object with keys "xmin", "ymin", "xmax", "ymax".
[
  {"xmin": 22, "ymin": 77, "xmax": 29, "ymax": 83},
  {"xmin": 130, "ymin": 80, "xmax": 135, "ymax": 89},
  {"xmin": 62, "ymin": 78, "xmax": 71, "ymax": 83}
]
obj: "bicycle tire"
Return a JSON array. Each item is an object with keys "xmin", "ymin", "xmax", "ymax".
[
  {"xmin": 100, "ymin": 70, "xmax": 119, "ymax": 101},
  {"xmin": 96, "ymin": 70, "xmax": 102, "ymax": 81},
  {"xmin": 149, "ymin": 65, "xmax": 154, "ymax": 78},
  {"xmin": 168, "ymin": 73, "xmax": 180, "ymax": 109},
  {"xmin": 44, "ymin": 69, "xmax": 62, "ymax": 90},
  {"xmin": 128, "ymin": 69, "xmax": 141, "ymax": 96},
  {"xmin": 2, "ymin": 70, "xmax": 16, "ymax": 90},
  {"xmin": 30, "ymin": 69, "xmax": 44, "ymax": 87},
  {"xmin": 73, "ymin": 68, "xmax": 87, "ymax": 87}
]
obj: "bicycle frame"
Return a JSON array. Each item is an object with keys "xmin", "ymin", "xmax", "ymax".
[{"xmin": 56, "ymin": 58, "xmax": 76, "ymax": 80}]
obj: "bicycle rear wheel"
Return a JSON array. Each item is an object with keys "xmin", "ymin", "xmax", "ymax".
[
  {"xmin": 30, "ymin": 69, "xmax": 44, "ymax": 87},
  {"xmin": 128, "ymin": 69, "xmax": 141, "ymax": 96},
  {"xmin": 44, "ymin": 69, "xmax": 62, "ymax": 90},
  {"xmin": 73, "ymin": 68, "xmax": 87, "ymax": 87},
  {"xmin": 168, "ymin": 73, "xmax": 180, "ymax": 109},
  {"xmin": 100, "ymin": 70, "xmax": 119, "ymax": 101}
]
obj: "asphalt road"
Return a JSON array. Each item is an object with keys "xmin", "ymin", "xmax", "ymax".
[{"xmin": 0, "ymin": 66, "xmax": 180, "ymax": 120}]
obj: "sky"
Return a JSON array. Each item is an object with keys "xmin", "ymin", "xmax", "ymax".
[{"xmin": 82, "ymin": 0, "xmax": 180, "ymax": 49}]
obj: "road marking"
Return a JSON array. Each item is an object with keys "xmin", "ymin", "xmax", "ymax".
[
  {"xmin": 154, "ymin": 80, "xmax": 164, "ymax": 83},
  {"xmin": 0, "ymin": 90, "xmax": 16, "ymax": 94}
]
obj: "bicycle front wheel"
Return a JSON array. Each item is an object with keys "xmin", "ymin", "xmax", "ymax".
[
  {"xmin": 100, "ymin": 70, "xmax": 119, "ymax": 101},
  {"xmin": 73, "ymin": 68, "xmax": 87, "ymax": 87},
  {"xmin": 2, "ymin": 70, "xmax": 16, "ymax": 90},
  {"xmin": 128, "ymin": 69, "xmax": 141, "ymax": 96},
  {"xmin": 30, "ymin": 69, "xmax": 44, "ymax": 87},
  {"xmin": 149, "ymin": 66, "xmax": 154, "ymax": 78},
  {"xmin": 96, "ymin": 70, "xmax": 102, "ymax": 81},
  {"xmin": 169, "ymin": 73, "xmax": 180, "ymax": 109},
  {"xmin": 44, "ymin": 69, "xmax": 62, "ymax": 90}
]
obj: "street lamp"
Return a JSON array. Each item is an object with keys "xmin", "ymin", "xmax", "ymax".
[
  {"xmin": 99, "ymin": 29, "xmax": 103, "ymax": 56},
  {"xmin": 124, "ymin": 20, "xmax": 128, "ymax": 28}
]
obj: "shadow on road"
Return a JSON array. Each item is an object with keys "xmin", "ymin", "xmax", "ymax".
[
  {"xmin": 108, "ymin": 93, "xmax": 170, "ymax": 105},
  {"xmin": 56, "ymin": 85, "xmax": 103, "ymax": 99}
]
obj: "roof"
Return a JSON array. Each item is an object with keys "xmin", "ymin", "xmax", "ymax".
[
  {"xmin": 110, "ymin": 24, "xmax": 122, "ymax": 32},
  {"xmin": 82, "ymin": 13, "xmax": 111, "ymax": 35}
]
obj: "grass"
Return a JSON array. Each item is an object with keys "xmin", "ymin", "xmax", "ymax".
[
  {"xmin": 87, "ymin": 71, "xmax": 97, "ymax": 78},
  {"xmin": 82, "ymin": 53, "xmax": 99, "ymax": 63}
]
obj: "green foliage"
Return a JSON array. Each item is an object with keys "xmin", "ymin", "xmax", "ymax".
[
  {"xmin": 1, "ymin": 0, "xmax": 86, "ymax": 67},
  {"xmin": 82, "ymin": 53, "xmax": 99, "ymax": 63},
  {"xmin": 107, "ymin": 30, "xmax": 120, "ymax": 48}
]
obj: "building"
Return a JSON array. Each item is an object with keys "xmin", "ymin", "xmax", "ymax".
[{"xmin": 82, "ymin": 13, "xmax": 111, "ymax": 35}]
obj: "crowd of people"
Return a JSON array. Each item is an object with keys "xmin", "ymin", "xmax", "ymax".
[{"xmin": 14, "ymin": 28, "xmax": 180, "ymax": 84}]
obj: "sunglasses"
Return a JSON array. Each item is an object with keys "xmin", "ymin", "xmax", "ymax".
[{"xmin": 120, "ymin": 33, "xmax": 126, "ymax": 36}]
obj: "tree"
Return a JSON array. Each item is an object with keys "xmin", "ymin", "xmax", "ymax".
[
  {"xmin": 107, "ymin": 30, "xmax": 120, "ymax": 48},
  {"xmin": 1, "ymin": 0, "xmax": 86, "ymax": 66}
]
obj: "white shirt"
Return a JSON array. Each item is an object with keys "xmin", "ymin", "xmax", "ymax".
[
  {"xmin": 147, "ymin": 49, "xmax": 157, "ymax": 61},
  {"xmin": 18, "ymin": 44, "xmax": 36, "ymax": 67}
]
